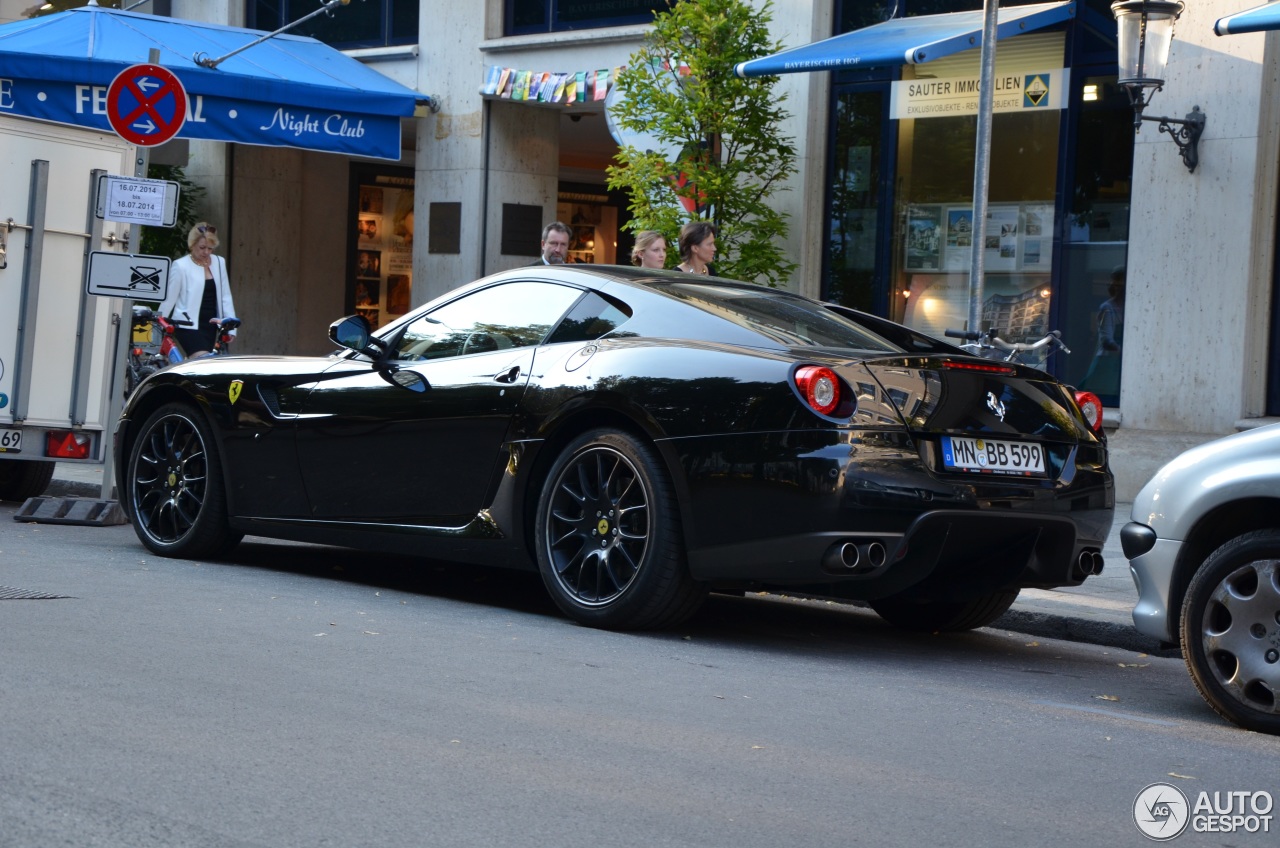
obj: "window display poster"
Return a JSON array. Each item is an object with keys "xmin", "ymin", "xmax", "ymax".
[
  {"xmin": 944, "ymin": 207, "xmax": 973, "ymax": 272},
  {"xmin": 905, "ymin": 205, "xmax": 941, "ymax": 271},
  {"xmin": 351, "ymin": 180, "xmax": 414, "ymax": 329},
  {"xmin": 1020, "ymin": 204, "xmax": 1054, "ymax": 270},
  {"xmin": 986, "ymin": 205, "xmax": 1019, "ymax": 272}
]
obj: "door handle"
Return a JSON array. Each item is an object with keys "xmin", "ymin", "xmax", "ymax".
[{"xmin": 494, "ymin": 365, "xmax": 521, "ymax": 384}]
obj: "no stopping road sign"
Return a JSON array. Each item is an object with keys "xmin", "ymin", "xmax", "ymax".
[{"xmin": 106, "ymin": 63, "xmax": 188, "ymax": 146}]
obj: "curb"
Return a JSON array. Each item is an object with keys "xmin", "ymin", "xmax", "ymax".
[{"xmin": 992, "ymin": 608, "xmax": 1180, "ymax": 657}]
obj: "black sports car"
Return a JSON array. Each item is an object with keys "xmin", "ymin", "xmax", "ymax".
[{"xmin": 115, "ymin": 265, "xmax": 1114, "ymax": 631}]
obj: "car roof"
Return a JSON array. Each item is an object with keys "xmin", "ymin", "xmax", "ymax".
[{"xmin": 420, "ymin": 264, "xmax": 907, "ymax": 354}]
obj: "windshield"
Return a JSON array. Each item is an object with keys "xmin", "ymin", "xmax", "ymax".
[{"xmin": 652, "ymin": 282, "xmax": 900, "ymax": 352}]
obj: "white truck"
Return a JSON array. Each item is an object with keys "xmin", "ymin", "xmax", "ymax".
[{"xmin": 0, "ymin": 114, "xmax": 134, "ymax": 502}]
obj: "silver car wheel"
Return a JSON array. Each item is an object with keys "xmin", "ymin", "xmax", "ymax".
[
  {"xmin": 1181, "ymin": 529, "xmax": 1280, "ymax": 733},
  {"xmin": 1199, "ymin": 559, "xmax": 1280, "ymax": 713}
]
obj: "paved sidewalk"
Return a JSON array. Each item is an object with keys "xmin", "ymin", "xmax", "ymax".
[{"xmin": 44, "ymin": 462, "xmax": 1162, "ymax": 654}]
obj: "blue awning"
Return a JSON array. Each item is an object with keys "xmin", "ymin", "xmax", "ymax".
[
  {"xmin": 0, "ymin": 5, "xmax": 426, "ymax": 159},
  {"xmin": 735, "ymin": 1, "xmax": 1076, "ymax": 78},
  {"xmin": 1215, "ymin": 2, "xmax": 1280, "ymax": 35}
]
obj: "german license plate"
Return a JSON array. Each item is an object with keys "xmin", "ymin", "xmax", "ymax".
[
  {"xmin": 0, "ymin": 427, "xmax": 22, "ymax": 453},
  {"xmin": 940, "ymin": 435, "xmax": 1045, "ymax": 476}
]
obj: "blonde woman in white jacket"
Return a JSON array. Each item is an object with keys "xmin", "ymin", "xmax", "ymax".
[{"xmin": 157, "ymin": 222, "xmax": 237, "ymax": 357}]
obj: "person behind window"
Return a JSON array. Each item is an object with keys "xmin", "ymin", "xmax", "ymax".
[
  {"xmin": 532, "ymin": 221, "xmax": 571, "ymax": 266},
  {"xmin": 676, "ymin": 221, "xmax": 716, "ymax": 275},
  {"xmin": 157, "ymin": 222, "xmax": 237, "ymax": 357},
  {"xmin": 1080, "ymin": 266, "xmax": 1125, "ymax": 397},
  {"xmin": 630, "ymin": 230, "xmax": 668, "ymax": 269}
]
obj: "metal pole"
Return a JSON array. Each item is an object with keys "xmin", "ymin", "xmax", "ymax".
[
  {"xmin": 99, "ymin": 48, "xmax": 158, "ymax": 501},
  {"xmin": 967, "ymin": 0, "xmax": 1000, "ymax": 334}
]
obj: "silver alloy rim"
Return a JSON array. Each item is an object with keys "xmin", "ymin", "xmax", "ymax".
[
  {"xmin": 1200, "ymin": 558, "xmax": 1280, "ymax": 714},
  {"xmin": 132, "ymin": 414, "xmax": 209, "ymax": 545},
  {"xmin": 545, "ymin": 445, "xmax": 650, "ymax": 607}
]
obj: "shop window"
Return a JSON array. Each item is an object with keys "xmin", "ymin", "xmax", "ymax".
[
  {"xmin": 506, "ymin": 0, "xmax": 672, "ymax": 36},
  {"xmin": 247, "ymin": 0, "xmax": 418, "ymax": 49},
  {"xmin": 350, "ymin": 166, "xmax": 415, "ymax": 330},
  {"xmin": 894, "ymin": 113, "xmax": 1061, "ymax": 342},
  {"xmin": 1058, "ymin": 74, "xmax": 1133, "ymax": 406}
]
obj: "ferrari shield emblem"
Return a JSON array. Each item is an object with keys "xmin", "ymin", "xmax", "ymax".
[{"xmin": 228, "ymin": 379, "xmax": 243, "ymax": 405}]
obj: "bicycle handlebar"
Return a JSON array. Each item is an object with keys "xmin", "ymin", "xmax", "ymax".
[
  {"xmin": 944, "ymin": 328, "xmax": 981, "ymax": 341},
  {"xmin": 944, "ymin": 327, "xmax": 1071, "ymax": 358}
]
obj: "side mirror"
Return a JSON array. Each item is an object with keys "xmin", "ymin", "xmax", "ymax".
[{"xmin": 329, "ymin": 314, "xmax": 371, "ymax": 351}]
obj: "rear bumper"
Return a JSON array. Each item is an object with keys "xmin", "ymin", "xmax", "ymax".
[
  {"xmin": 671, "ymin": 429, "xmax": 1113, "ymax": 600},
  {"xmin": 689, "ymin": 508, "xmax": 1110, "ymax": 601}
]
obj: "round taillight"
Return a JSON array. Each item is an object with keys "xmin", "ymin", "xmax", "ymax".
[
  {"xmin": 1074, "ymin": 390, "xmax": 1104, "ymax": 432},
  {"xmin": 795, "ymin": 365, "xmax": 841, "ymax": 416}
]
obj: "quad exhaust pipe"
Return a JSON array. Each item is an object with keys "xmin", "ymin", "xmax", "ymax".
[{"xmin": 824, "ymin": 540, "xmax": 888, "ymax": 573}]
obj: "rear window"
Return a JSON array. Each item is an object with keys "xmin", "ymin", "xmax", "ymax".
[{"xmin": 653, "ymin": 282, "xmax": 899, "ymax": 351}]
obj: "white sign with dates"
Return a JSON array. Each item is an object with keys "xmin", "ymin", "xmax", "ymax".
[{"xmin": 95, "ymin": 174, "xmax": 179, "ymax": 226}]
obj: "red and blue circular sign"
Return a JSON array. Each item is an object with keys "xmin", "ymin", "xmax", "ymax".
[{"xmin": 106, "ymin": 63, "xmax": 188, "ymax": 146}]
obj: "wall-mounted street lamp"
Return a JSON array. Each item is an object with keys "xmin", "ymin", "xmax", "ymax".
[{"xmin": 1112, "ymin": 0, "xmax": 1205, "ymax": 172}]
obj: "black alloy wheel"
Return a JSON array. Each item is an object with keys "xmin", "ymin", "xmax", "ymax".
[
  {"xmin": 1180, "ymin": 530, "xmax": 1280, "ymax": 734},
  {"xmin": 127, "ymin": 402, "xmax": 242, "ymax": 558},
  {"xmin": 535, "ymin": 429, "xmax": 705, "ymax": 630}
]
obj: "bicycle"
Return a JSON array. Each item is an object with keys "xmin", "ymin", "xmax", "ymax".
[
  {"xmin": 943, "ymin": 327, "xmax": 1071, "ymax": 370},
  {"xmin": 125, "ymin": 305, "xmax": 170, "ymax": 397},
  {"xmin": 156, "ymin": 314, "xmax": 242, "ymax": 364}
]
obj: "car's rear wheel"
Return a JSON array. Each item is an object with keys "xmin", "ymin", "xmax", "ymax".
[
  {"xmin": 1180, "ymin": 530, "xmax": 1280, "ymax": 734},
  {"xmin": 127, "ymin": 402, "xmax": 242, "ymax": 558},
  {"xmin": 535, "ymin": 429, "xmax": 705, "ymax": 630},
  {"xmin": 870, "ymin": 589, "xmax": 1019, "ymax": 632}
]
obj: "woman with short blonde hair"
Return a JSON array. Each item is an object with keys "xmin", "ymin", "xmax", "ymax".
[
  {"xmin": 157, "ymin": 222, "xmax": 237, "ymax": 356},
  {"xmin": 630, "ymin": 230, "xmax": 668, "ymax": 269}
]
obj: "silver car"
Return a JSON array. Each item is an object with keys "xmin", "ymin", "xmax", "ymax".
[{"xmin": 1123, "ymin": 423, "xmax": 1280, "ymax": 733}]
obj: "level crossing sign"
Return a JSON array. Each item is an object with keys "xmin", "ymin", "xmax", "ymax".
[{"xmin": 106, "ymin": 63, "xmax": 188, "ymax": 146}]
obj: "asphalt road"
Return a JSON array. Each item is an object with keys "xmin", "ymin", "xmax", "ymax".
[{"xmin": 3, "ymin": 505, "xmax": 1278, "ymax": 848}]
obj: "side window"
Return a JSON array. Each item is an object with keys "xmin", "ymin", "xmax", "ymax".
[
  {"xmin": 545, "ymin": 291, "xmax": 634, "ymax": 345},
  {"xmin": 395, "ymin": 282, "xmax": 583, "ymax": 361}
]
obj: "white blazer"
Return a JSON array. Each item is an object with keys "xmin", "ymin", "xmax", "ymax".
[{"xmin": 158, "ymin": 254, "xmax": 237, "ymax": 335}]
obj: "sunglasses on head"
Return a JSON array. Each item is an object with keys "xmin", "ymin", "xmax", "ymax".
[{"xmin": 198, "ymin": 225, "xmax": 217, "ymax": 235}]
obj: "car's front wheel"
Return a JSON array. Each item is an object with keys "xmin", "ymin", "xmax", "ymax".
[
  {"xmin": 127, "ymin": 402, "xmax": 242, "ymax": 559},
  {"xmin": 870, "ymin": 589, "xmax": 1019, "ymax": 632},
  {"xmin": 535, "ymin": 429, "xmax": 705, "ymax": 630},
  {"xmin": 1180, "ymin": 530, "xmax": 1280, "ymax": 734}
]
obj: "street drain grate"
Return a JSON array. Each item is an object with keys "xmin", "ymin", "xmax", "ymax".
[{"xmin": 0, "ymin": 586, "xmax": 73, "ymax": 600}]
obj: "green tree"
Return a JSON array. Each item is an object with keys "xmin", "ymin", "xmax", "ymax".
[
  {"xmin": 140, "ymin": 164, "xmax": 206, "ymax": 260},
  {"xmin": 606, "ymin": 0, "xmax": 797, "ymax": 285}
]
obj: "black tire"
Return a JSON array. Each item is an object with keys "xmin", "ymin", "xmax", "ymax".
[
  {"xmin": 126, "ymin": 402, "xmax": 242, "ymax": 558},
  {"xmin": 0, "ymin": 459, "xmax": 55, "ymax": 501},
  {"xmin": 870, "ymin": 589, "xmax": 1020, "ymax": 632},
  {"xmin": 534, "ymin": 428, "xmax": 705, "ymax": 630},
  {"xmin": 1179, "ymin": 530, "xmax": 1280, "ymax": 734},
  {"xmin": 125, "ymin": 363, "xmax": 160, "ymax": 397}
]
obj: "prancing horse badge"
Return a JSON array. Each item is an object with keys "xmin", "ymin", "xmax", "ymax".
[
  {"xmin": 229, "ymin": 379, "xmax": 243, "ymax": 405},
  {"xmin": 986, "ymin": 391, "xmax": 1006, "ymax": 422}
]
